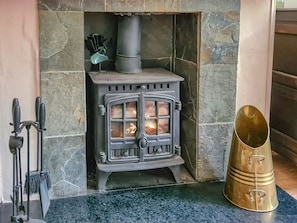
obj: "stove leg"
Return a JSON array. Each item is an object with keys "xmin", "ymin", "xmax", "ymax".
[
  {"xmin": 168, "ymin": 165, "xmax": 182, "ymax": 183},
  {"xmin": 96, "ymin": 169, "xmax": 111, "ymax": 191}
]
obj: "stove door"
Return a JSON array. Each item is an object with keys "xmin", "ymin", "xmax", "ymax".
[
  {"xmin": 142, "ymin": 92, "xmax": 175, "ymax": 161},
  {"xmin": 105, "ymin": 93, "xmax": 140, "ymax": 163},
  {"xmin": 105, "ymin": 91, "xmax": 177, "ymax": 163}
]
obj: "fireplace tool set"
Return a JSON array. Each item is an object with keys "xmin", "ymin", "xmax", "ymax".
[{"xmin": 9, "ymin": 97, "xmax": 50, "ymax": 222}]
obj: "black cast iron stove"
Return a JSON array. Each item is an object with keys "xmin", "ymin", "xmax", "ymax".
[{"xmin": 87, "ymin": 68, "xmax": 184, "ymax": 190}]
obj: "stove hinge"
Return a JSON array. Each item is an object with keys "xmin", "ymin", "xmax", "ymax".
[
  {"xmin": 175, "ymin": 145, "xmax": 181, "ymax": 156},
  {"xmin": 175, "ymin": 101, "xmax": 182, "ymax": 111},
  {"xmin": 98, "ymin": 104, "xmax": 105, "ymax": 115}
]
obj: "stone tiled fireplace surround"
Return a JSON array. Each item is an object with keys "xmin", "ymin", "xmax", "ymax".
[{"xmin": 39, "ymin": 0, "xmax": 240, "ymax": 198}]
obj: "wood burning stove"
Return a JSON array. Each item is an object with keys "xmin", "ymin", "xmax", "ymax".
[{"xmin": 87, "ymin": 68, "xmax": 184, "ymax": 190}]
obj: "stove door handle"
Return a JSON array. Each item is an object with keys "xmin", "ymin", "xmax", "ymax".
[{"xmin": 138, "ymin": 137, "xmax": 148, "ymax": 149}]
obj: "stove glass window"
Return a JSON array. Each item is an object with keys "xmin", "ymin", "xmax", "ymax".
[
  {"xmin": 111, "ymin": 104, "xmax": 123, "ymax": 119},
  {"xmin": 159, "ymin": 118, "xmax": 169, "ymax": 134},
  {"xmin": 145, "ymin": 101, "xmax": 156, "ymax": 118},
  {"xmin": 126, "ymin": 101, "xmax": 137, "ymax": 118},
  {"xmin": 145, "ymin": 100, "xmax": 170, "ymax": 135},
  {"xmin": 158, "ymin": 101, "xmax": 169, "ymax": 116},
  {"xmin": 111, "ymin": 122, "xmax": 123, "ymax": 138},
  {"xmin": 145, "ymin": 119, "xmax": 157, "ymax": 135},
  {"xmin": 110, "ymin": 101, "xmax": 138, "ymax": 138}
]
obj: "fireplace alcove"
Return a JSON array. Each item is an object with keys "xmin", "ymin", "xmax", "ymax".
[
  {"xmin": 85, "ymin": 13, "xmax": 191, "ymax": 191},
  {"xmin": 39, "ymin": 1, "xmax": 239, "ymax": 198}
]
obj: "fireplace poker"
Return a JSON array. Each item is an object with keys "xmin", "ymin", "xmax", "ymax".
[{"xmin": 9, "ymin": 98, "xmax": 25, "ymax": 221}]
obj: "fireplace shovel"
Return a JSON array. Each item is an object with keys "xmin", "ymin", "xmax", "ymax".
[{"xmin": 23, "ymin": 98, "xmax": 51, "ymax": 218}]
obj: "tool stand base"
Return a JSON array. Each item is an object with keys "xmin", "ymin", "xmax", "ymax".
[
  {"xmin": 11, "ymin": 215, "xmax": 46, "ymax": 223},
  {"xmin": 26, "ymin": 219, "xmax": 46, "ymax": 223},
  {"xmin": 11, "ymin": 214, "xmax": 27, "ymax": 222}
]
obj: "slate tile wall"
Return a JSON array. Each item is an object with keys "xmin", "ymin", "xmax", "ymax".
[
  {"xmin": 39, "ymin": 10, "xmax": 87, "ymax": 198},
  {"xmin": 39, "ymin": 0, "xmax": 240, "ymax": 198}
]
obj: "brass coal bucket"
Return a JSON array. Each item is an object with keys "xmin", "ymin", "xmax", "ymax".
[{"xmin": 223, "ymin": 105, "xmax": 278, "ymax": 212}]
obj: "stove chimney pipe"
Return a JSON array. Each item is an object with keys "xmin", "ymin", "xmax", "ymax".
[{"xmin": 115, "ymin": 15, "xmax": 141, "ymax": 74}]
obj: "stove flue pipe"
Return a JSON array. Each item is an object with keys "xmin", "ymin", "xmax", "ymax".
[{"xmin": 115, "ymin": 15, "xmax": 141, "ymax": 74}]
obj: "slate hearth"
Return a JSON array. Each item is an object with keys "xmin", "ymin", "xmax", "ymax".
[
  {"xmin": 39, "ymin": 0, "xmax": 240, "ymax": 199},
  {"xmin": 1, "ymin": 183, "xmax": 297, "ymax": 223}
]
